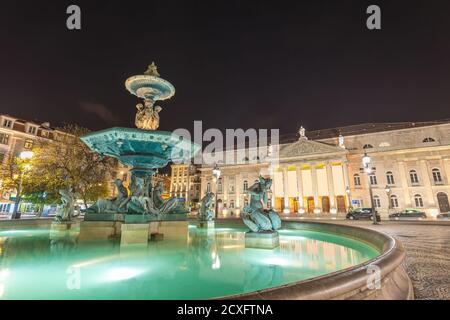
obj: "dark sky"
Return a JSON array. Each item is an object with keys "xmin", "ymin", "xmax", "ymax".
[{"xmin": 1, "ymin": 0, "xmax": 450, "ymax": 137}]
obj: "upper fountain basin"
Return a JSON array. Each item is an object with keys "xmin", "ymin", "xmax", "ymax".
[
  {"xmin": 81, "ymin": 127, "xmax": 200, "ymax": 169},
  {"xmin": 125, "ymin": 75, "xmax": 175, "ymax": 101}
]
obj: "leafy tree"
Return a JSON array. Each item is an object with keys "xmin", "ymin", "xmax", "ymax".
[
  {"xmin": 0, "ymin": 152, "xmax": 32, "ymax": 217},
  {"xmin": 27, "ymin": 124, "xmax": 116, "ymax": 209}
]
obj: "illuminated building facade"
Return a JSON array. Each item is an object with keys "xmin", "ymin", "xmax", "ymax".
[{"xmin": 200, "ymin": 120, "xmax": 450, "ymax": 218}]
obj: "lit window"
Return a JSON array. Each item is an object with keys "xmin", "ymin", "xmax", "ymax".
[
  {"xmin": 432, "ymin": 168, "xmax": 442, "ymax": 183},
  {"xmin": 0, "ymin": 133, "xmax": 9, "ymax": 145},
  {"xmin": 414, "ymin": 194, "xmax": 424, "ymax": 208},
  {"xmin": 390, "ymin": 195, "xmax": 399, "ymax": 208},
  {"xmin": 353, "ymin": 174, "xmax": 361, "ymax": 186},
  {"xmin": 423, "ymin": 137, "xmax": 435, "ymax": 143},
  {"xmin": 386, "ymin": 171, "xmax": 395, "ymax": 185},
  {"xmin": 24, "ymin": 139, "xmax": 34, "ymax": 150},
  {"xmin": 3, "ymin": 119, "xmax": 13, "ymax": 128},
  {"xmin": 369, "ymin": 174, "xmax": 378, "ymax": 186},
  {"xmin": 243, "ymin": 180, "xmax": 248, "ymax": 191},
  {"xmin": 373, "ymin": 196, "xmax": 381, "ymax": 208},
  {"xmin": 27, "ymin": 126, "xmax": 37, "ymax": 135},
  {"xmin": 409, "ymin": 170, "xmax": 419, "ymax": 184}
]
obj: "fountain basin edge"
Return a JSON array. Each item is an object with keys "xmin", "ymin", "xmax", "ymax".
[{"xmin": 216, "ymin": 219, "xmax": 414, "ymax": 300}]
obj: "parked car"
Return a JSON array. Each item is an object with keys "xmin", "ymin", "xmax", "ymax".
[
  {"xmin": 437, "ymin": 212, "xmax": 450, "ymax": 220},
  {"xmin": 346, "ymin": 208, "xmax": 381, "ymax": 221},
  {"xmin": 389, "ymin": 209, "xmax": 427, "ymax": 219}
]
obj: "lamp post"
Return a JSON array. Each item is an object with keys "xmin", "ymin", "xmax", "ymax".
[
  {"xmin": 385, "ymin": 185, "xmax": 392, "ymax": 216},
  {"xmin": 345, "ymin": 186, "xmax": 352, "ymax": 212},
  {"xmin": 362, "ymin": 152, "xmax": 378, "ymax": 225},
  {"xmin": 11, "ymin": 151, "xmax": 33, "ymax": 220},
  {"xmin": 212, "ymin": 164, "xmax": 221, "ymax": 219}
]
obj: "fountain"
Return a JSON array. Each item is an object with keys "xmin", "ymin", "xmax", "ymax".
[{"xmin": 79, "ymin": 63, "xmax": 201, "ymax": 244}]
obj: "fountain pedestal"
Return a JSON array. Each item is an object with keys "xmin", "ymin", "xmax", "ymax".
[
  {"xmin": 198, "ymin": 220, "xmax": 214, "ymax": 229},
  {"xmin": 50, "ymin": 221, "xmax": 80, "ymax": 242},
  {"xmin": 245, "ymin": 231, "xmax": 279, "ymax": 249},
  {"xmin": 121, "ymin": 223, "xmax": 150, "ymax": 246}
]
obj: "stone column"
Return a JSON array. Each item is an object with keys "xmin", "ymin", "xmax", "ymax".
[
  {"xmin": 235, "ymin": 173, "xmax": 241, "ymax": 209},
  {"xmin": 397, "ymin": 161, "xmax": 412, "ymax": 207},
  {"xmin": 311, "ymin": 163, "xmax": 320, "ymax": 213},
  {"xmin": 442, "ymin": 158, "xmax": 450, "ymax": 187},
  {"xmin": 326, "ymin": 162, "xmax": 336, "ymax": 209},
  {"xmin": 342, "ymin": 160, "xmax": 351, "ymax": 208},
  {"xmin": 282, "ymin": 166, "xmax": 290, "ymax": 213},
  {"xmin": 296, "ymin": 165, "xmax": 304, "ymax": 212},
  {"xmin": 420, "ymin": 160, "xmax": 437, "ymax": 208}
]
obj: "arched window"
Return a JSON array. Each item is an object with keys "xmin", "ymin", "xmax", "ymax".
[
  {"xmin": 423, "ymin": 137, "xmax": 436, "ymax": 143},
  {"xmin": 217, "ymin": 178, "xmax": 223, "ymax": 193},
  {"xmin": 363, "ymin": 144, "xmax": 374, "ymax": 149},
  {"xmin": 414, "ymin": 194, "xmax": 424, "ymax": 208},
  {"xmin": 353, "ymin": 174, "xmax": 361, "ymax": 186},
  {"xmin": 243, "ymin": 180, "xmax": 248, "ymax": 192},
  {"xmin": 390, "ymin": 195, "xmax": 399, "ymax": 208},
  {"xmin": 373, "ymin": 195, "xmax": 381, "ymax": 208},
  {"xmin": 206, "ymin": 182, "xmax": 211, "ymax": 193},
  {"xmin": 432, "ymin": 168, "xmax": 443, "ymax": 183},
  {"xmin": 409, "ymin": 170, "xmax": 419, "ymax": 184},
  {"xmin": 369, "ymin": 173, "xmax": 378, "ymax": 186},
  {"xmin": 386, "ymin": 171, "xmax": 395, "ymax": 185}
]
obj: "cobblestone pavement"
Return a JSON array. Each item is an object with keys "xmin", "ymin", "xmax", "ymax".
[{"xmin": 320, "ymin": 221, "xmax": 450, "ymax": 300}]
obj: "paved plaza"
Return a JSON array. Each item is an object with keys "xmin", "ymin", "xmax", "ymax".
[{"xmin": 308, "ymin": 220, "xmax": 450, "ymax": 299}]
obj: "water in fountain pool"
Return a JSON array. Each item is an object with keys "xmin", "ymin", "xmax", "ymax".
[{"xmin": 0, "ymin": 225, "xmax": 378, "ymax": 299}]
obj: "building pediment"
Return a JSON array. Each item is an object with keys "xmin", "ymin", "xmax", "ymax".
[{"xmin": 279, "ymin": 139, "xmax": 346, "ymax": 159}]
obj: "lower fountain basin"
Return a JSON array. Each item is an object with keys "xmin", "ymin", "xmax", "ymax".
[{"xmin": 0, "ymin": 219, "xmax": 412, "ymax": 300}]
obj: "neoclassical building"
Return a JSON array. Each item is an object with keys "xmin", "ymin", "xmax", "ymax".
[{"xmin": 199, "ymin": 120, "xmax": 450, "ymax": 218}]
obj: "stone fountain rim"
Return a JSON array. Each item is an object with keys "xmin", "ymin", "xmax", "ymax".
[{"xmin": 215, "ymin": 220, "xmax": 414, "ymax": 300}]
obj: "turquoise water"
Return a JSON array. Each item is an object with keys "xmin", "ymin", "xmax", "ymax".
[{"xmin": 0, "ymin": 225, "xmax": 378, "ymax": 299}]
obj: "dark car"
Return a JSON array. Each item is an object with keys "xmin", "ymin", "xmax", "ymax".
[
  {"xmin": 346, "ymin": 208, "xmax": 381, "ymax": 221},
  {"xmin": 389, "ymin": 209, "xmax": 427, "ymax": 220},
  {"xmin": 437, "ymin": 212, "xmax": 450, "ymax": 220}
]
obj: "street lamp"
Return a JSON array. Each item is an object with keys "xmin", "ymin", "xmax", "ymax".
[
  {"xmin": 12, "ymin": 151, "xmax": 34, "ymax": 219},
  {"xmin": 362, "ymin": 152, "xmax": 378, "ymax": 225},
  {"xmin": 212, "ymin": 164, "xmax": 221, "ymax": 218},
  {"xmin": 385, "ymin": 185, "xmax": 392, "ymax": 215},
  {"xmin": 345, "ymin": 186, "xmax": 352, "ymax": 212}
]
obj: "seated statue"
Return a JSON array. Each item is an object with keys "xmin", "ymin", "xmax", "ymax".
[
  {"xmin": 198, "ymin": 191, "xmax": 215, "ymax": 221},
  {"xmin": 86, "ymin": 179, "xmax": 130, "ymax": 214},
  {"xmin": 153, "ymin": 181, "xmax": 178, "ymax": 214},
  {"xmin": 55, "ymin": 187, "xmax": 75, "ymax": 222},
  {"xmin": 242, "ymin": 176, "xmax": 281, "ymax": 232}
]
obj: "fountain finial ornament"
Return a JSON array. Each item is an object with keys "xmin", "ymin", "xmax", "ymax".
[
  {"xmin": 125, "ymin": 62, "xmax": 175, "ymax": 131},
  {"xmin": 144, "ymin": 61, "xmax": 160, "ymax": 77}
]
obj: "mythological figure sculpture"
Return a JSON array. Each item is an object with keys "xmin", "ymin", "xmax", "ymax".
[
  {"xmin": 242, "ymin": 176, "xmax": 281, "ymax": 232},
  {"xmin": 198, "ymin": 191, "xmax": 215, "ymax": 221},
  {"xmin": 55, "ymin": 187, "xmax": 75, "ymax": 222},
  {"xmin": 135, "ymin": 100, "xmax": 162, "ymax": 130},
  {"xmin": 86, "ymin": 179, "xmax": 130, "ymax": 214},
  {"xmin": 153, "ymin": 181, "xmax": 178, "ymax": 214}
]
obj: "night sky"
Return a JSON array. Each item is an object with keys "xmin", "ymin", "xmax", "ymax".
[{"xmin": 1, "ymin": 0, "xmax": 450, "ymax": 137}]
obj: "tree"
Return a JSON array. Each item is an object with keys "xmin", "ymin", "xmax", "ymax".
[
  {"xmin": 28, "ymin": 124, "xmax": 116, "ymax": 209},
  {"xmin": 0, "ymin": 152, "xmax": 31, "ymax": 218}
]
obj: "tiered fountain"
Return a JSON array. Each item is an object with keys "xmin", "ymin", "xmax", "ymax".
[{"xmin": 79, "ymin": 63, "xmax": 201, "ymax": 245}]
